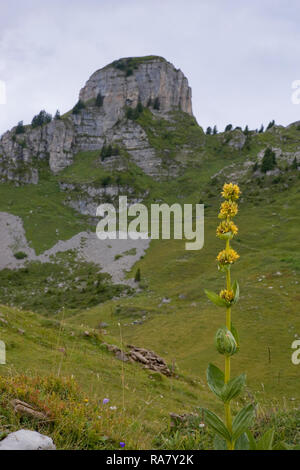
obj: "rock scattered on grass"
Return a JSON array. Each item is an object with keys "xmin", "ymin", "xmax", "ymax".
[
  {"xmin": 11, "ymin": 399, "xmax": 50, "ymax": 422},
  {"xmin": 101, "ymin": 343, "xmax": 171, "ymax": 376},
  {"xmin": 0, "ymin": 430, "xmax": 56, "ymax": 450}
]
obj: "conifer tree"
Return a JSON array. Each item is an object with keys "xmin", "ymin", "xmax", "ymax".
[
  {"xmin": 292, "ymin": 156, "xmax": 298, "ymax": 170},
  {"xmin": 72, "ymin": 100, "xmax": 85, "ymax": 115},
  {"xmin": 96, "ymin": 93, "xmax": 104, "ymax": 107},
  {"xmin": 15, "ymin": 121, "xmax": 25, "ymax": 134},
  {"xmin": 266, "ymin": 120, "xmax": 275, "ymax": 130},
  {"xmin": 31, "ymin": 110, "xmax": 52, "ymax": 128},
  {"xmin": 153, "ymin": 97, "xmax": 160, "ymax": 110},
  {"xmin": 136, "ymin": 100, "xmax": 143, "ymax": 114},
  {"xmin": 261, "ymin": 148, "xmax": 276, "ymax": 173},
  {"xmin": 134, "ymin": 268, "xmax": 141, "ymax": 283}
]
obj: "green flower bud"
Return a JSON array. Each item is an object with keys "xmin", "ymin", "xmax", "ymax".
[{"xmin": 215, "ymin": 327, "xmax": 237, "ymax": 357}]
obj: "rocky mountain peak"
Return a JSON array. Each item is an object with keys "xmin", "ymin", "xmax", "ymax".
[
  {"xmin": 79, "ymin": 56, "xmax": 192, "ymax": 121},
  {"xmin": 0, "ymin": 56, "xmax": 193, "ymax": 182}
]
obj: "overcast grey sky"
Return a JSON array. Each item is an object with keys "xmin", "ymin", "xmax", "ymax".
[{"xmin": 1, "ymin": 0, "xmax": 300, "ymax": 134}]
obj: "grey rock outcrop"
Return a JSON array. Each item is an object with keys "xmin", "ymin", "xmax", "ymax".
[
  {"xmin": 0, "ymin": 430, "xmax": 56, "ymax": 450},
  {"xmin": 225, "ymin": 129, "xmax": 246, "ymax": 150},
  {"xmin": 80, "ymin": 57, "xmax": 192, "ymax": 121},
  {"xmin": 0, "ymin": 56, "xmax": 193, "ymax": 182},
  {"xmin": 102, "ymin": 342, "xmax": 171, "ymax": 376}
]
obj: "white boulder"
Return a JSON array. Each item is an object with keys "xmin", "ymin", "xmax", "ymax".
[{"xmin": 0, "ymin": 430, "xmax": 56, "ymax": 450}]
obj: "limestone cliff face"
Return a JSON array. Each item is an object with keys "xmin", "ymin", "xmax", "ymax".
[
  {"xmin": 79, "ymin": 57, "xmax": 192, "ymax": 123},
  {"xmin": 0, "ymin": 56, "xmax": 193, "ymax": 183}
]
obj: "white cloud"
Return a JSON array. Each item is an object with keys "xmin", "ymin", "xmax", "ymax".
[{"xmin": 1, "ymin": 0, "xmax": 300, "ymax": 135}]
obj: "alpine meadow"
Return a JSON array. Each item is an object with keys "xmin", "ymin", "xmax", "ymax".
[{"xmin": 0, "ymin": 17, "xmax": 300, "ymax": 452}]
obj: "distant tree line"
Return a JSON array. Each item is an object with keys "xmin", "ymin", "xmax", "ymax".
[
  {"xmin": 125, "ymin": 96, "xmax": 160, "ymax": 121},
  {"xmin": 205, "ymin": 120, "xmax": 276, "ymax": 136},
  {"xmin": 15, "ymin": 121, "xmax": 25, "ymax": 134},
  {"xmin": 31, "ymin": 110, "xmax": 52, "ymax": 128},
  {"xmin": 112, "ymin": 58, "xmax": 140, "ymax": 77},
  {"xmin": 15, "ymin": 108, "xmax": 66, "ymax": 132},
  {"xmin": 206, "ymin": 125, "xmax": 218, "ymax": 135},
  {"xmin": 72, "ymin": 94, "xmax": 104, "ymax": 113}
]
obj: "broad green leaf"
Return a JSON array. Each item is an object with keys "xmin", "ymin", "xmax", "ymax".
[
  {"xmin": 221, "ymin": 373, "xmax": 246, "ymax": 403},
  {"xmin": 273, "ymin": 441, "xmax": 290, "ymax": 450},
  {"xmin": 232, "ymin": 281, "xmax": 240, "ymax": 304},
  {"xmin": 235, "ymin": 432, "xmax": 250, "ymax": 450},
  {"xmin": 231, "ymin": 323, "xmax": 240, "ymax": 352},
  {"xmin": 204, "ymin": 290, "xmax": 228, "ymax": 308},
  {"xmin": 206, "ymin": 363, "xmax": 224, "ymax": 399},
  {"xmin": 213, "ymin": 435, "xmax": 227, "ymax": 450},
  {"xmin": 207, "ymin": 365, "xmax": 245, "ymax": 403},
  {"xmin": 202, "ymin": 409, "xmax": 232, "ymax": 442},
  {"xmin": 246, "ymin": 430, "xmax": 257, "ymax": 450},
  {"xmin": 256, "ymin": 428, "xmax": 275, "ymax": 450},
  {"xmin": 232, "ymin": 404, "xmax": 255, "ymax": 441}
]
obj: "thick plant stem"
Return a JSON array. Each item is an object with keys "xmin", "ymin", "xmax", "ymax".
[
  {"xmin": 225, "ymin": 306, "xmax": 233, "ymax": 449},
  {"xmin": 225, "ymin": 239, "xmax": 233, "ymax": 449}
]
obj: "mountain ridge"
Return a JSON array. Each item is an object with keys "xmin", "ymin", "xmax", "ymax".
[{"xmin": 0, "ymin": 56, "xmax": 192, "ymax": 182}]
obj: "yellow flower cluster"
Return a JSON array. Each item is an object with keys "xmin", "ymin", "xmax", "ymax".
[
  {"xmin": 219, "ymin": 289, "xmax": 235, "ymax": 303},
  {"xmin": 221, "ymin": 183, "xmax": 241, "ymax": 201},
  {"xmin": 216, "ymin": 220, "xmax": 238, "ymax": 238},
  {"xmin": 217, "ymin": 248, "xmax": 240, "ymax": 265},
  {"xmin": 218, "ymin": 200, "xmax": 238, "ymax": 219},
  {"xmin": 217, "ymin": 183, "xmax": 241, "ymax": 267}
]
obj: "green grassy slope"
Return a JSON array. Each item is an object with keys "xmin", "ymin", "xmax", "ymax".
[
  {"xmin": 0, "ymin": 175, "xmax": 91, "ymax": 254},
  {"xmin": 0, "ymin": 304, "xmax": 215, "ymax": 449},
  {"xmin": 69, "ymin": 184, "xmax": 300, "ymax": 404},
  {"xmin": 0, "ymin": 183, "xmax": 299, "ymax": 448},
  {"xmin": 0, "ymin": 111, "xmax": 299, "ymax": 449}
]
